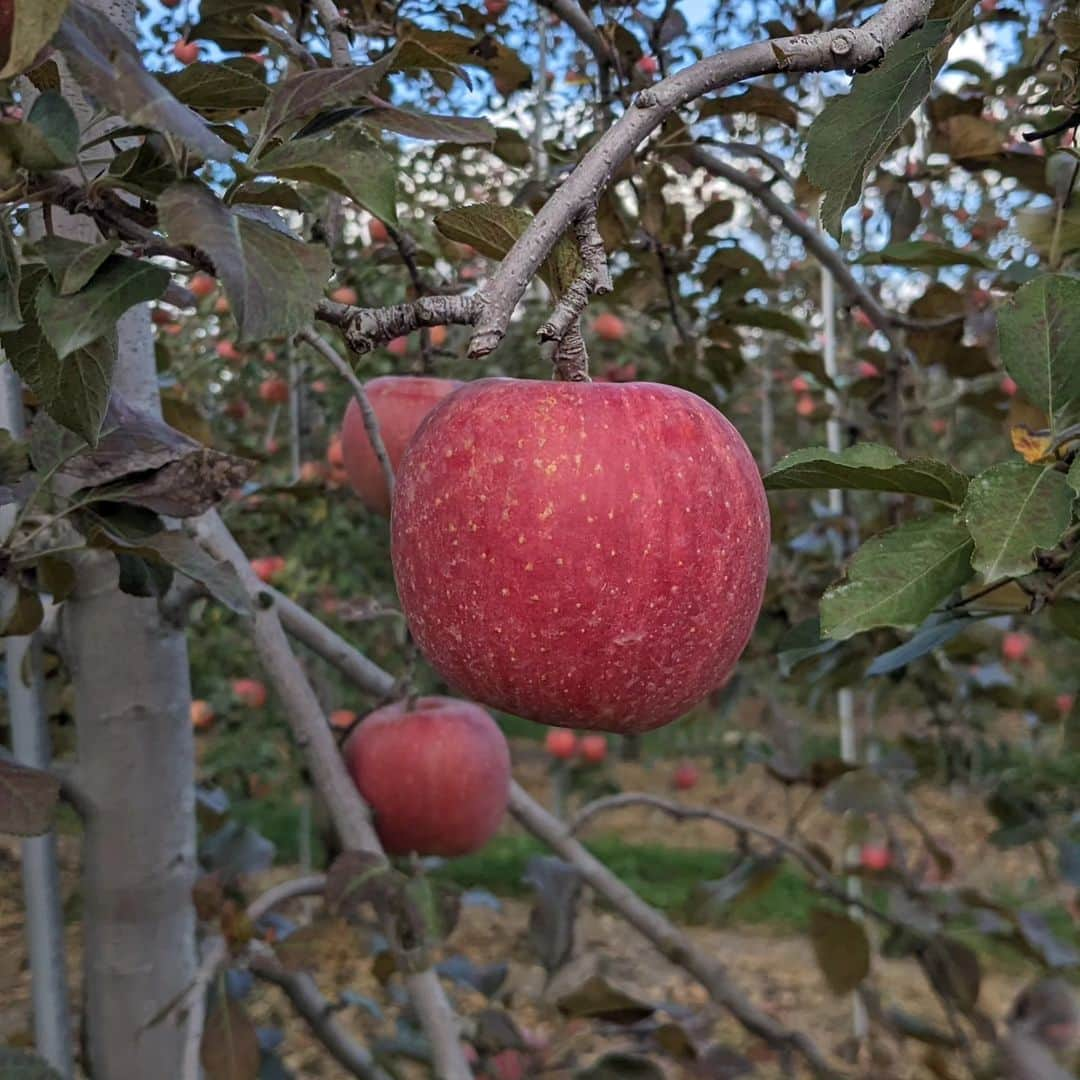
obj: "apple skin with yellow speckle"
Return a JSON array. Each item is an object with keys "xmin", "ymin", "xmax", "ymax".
[{"xmin": 390, "ymin": 378, "xmax": 770, "ymax": 733}]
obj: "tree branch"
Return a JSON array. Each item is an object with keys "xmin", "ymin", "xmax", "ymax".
[
  {"xmin": 468, "ymin": 0, "xmax": 937, "ymax": 357},
  {"xmin": 190, "ymin": 512, "xmax": 472, "ymax": 1079},
  {"xmin": 247, "ymin": 14, "xmax": 318, "ymax": 69},
  {"xmin": 311, "ymin": 0, "xmax": 352, "ymax": 66},
  {"xmin": 315, "ymin": 295, "xmax": 478, "ymax": 356},
  {"xmin": 254, "ymin": 592, "xmax": 835, "ymax": 1075},
  {"xmin": 297, "ymin": 327, "xmax": 395, "ymax": 503}
]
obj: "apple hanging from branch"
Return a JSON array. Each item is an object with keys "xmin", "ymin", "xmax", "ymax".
[{"xmin": 391, "ymin": 379, "xmax": 770, "ymax": 733}]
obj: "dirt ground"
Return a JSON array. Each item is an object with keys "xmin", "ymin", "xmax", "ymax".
[{"xmin": 0, "ymin": 750, "xmax": 1069, "ymax": 1078}]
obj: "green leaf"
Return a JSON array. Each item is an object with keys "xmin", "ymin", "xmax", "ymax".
[
  {"xmin": 765, "ymin": 444, "xmax": 969, "ymax": 507},
  {"xmin": 1050, "ymin": 597, "xmax": 1080, "ymax": 641},
  {"xmin": 35, "ymin": 254, "xmax": 169, "ymax": 358},
  {"xmin": 3, "ymin": 270, "xmax": 115, "ymax": 445},
  {"xmin": 25, "ymin": 91, "xmax": 79, "ymax": 167},
  {"xmin": 435, "ymin": 203, "xmax": 581, "ymax": 300},
  {"xmin": 362, "ymin": 106, "xmax": 495, "ymax": 146},
  {"xmin": 158, "ymin": 61, "xmax": 269, "ymax": 119},
  {"xmin": 0, "ymin": 0, "xmax": 69, "ymax": 79},
  {"xmin": 253, "ymin": 126, "xmax": 397, "ymax": 225},
  {"xmin": 29, "ymin": 235, "xmax": 123, "ymax": 296},
  {"xmin": 855, "ymin": 240, "xmax": 993, "ymax": 268},
  {"xmin": 997, "ymin": 274, "xmax": 1080, "ymax": 436},
  {"xmin": 809, "ymin": 908, "xmax": 871, "ymax": 994},
  {"xmin": 821, "ymin": 514, "xmax": 975, "ymax": 640},
  {"xmin": 0, "ymin": 212, "xmax": 21, "ymax": 332},
  {"xmin": 54, "ymin": 3, "xmax": 232, "ymax": 162},
  {"xmin": 960, "ymin": 461, "xmax": 1075, "ymax": 580},
  {"xmin": 805, "ymin": 20, "xmax": 950, "ymax": 239},
  {"xmin": 1069, "ymin": 456, "xmax": 1080, "ymax": 495},
  {"xmin": 0, "ymin": 757, "xmax": 60, "ymax": 838},
  {"xmin": 158, "ymin": 183, "xmax": 330, "ymax": 343}
]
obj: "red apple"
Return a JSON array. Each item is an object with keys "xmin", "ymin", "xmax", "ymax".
[
  {"xmin": 343, "ymin": 697, "xmax": 510, "ymax": 856},
  {"xmin": 795, "ymin": 394, "xmax": 815, "ymax": 417},
  {"xmin": 428, "ymin": 325, "xmax": 447, "ymax": 348},
  {"xmin": 161, "ymin": 0, "xmax": 180, "ymax": 7},
  {"xmin": 162, "ymin": 322, "xmax": 182, "ymax": 336},
  {"xmin": 853, "ymin": 309, "xmax": 875, "ymax": 331},
  {"xmin": 485, "ymin": 0, "xmax": 509, "ymax": 15},
  {"xmin": 545, "ymin": 728, "xmax": 578, "ymax": 760},
  {"xmin": 391, "ymin": 379, "xmax": 770, "ymax": 733},
  {"xmin": 593, "ymin": 312, "xmax": 626, "ymax": 342},
  {"xmin": 369, "ymin": 218, "xmax": 390, "ymax": 244},
  {"xmin": 340, "ymin": 375, "xmax": 462, "ymax": 516},
  {"xmin": 856, "ymin": 361, "xmax": 881, "ymax": 379},
  {"xmin": 251, "ymin": 556, "xmax": 286, "ymax": 584},
  {"xmin": 635, "ymin": 55, "xmax": 659, "ymax": 76},
  {"xmin": 232, "ymin": 678, "xmax": 267, "ymax": 709},
  {"xmin": 1056, "ymin": 693, "xmax": 1075, "ymax": 715},
  {"xmin": 259, "ymin": 378, "xmax": 290, "ymax": 405},
  {"xmin": 859, "ymin": 845, "xmax": 891, "ymax": 872},
  {"xmin": 330, "ymin": 708, "xmax": 358, "ymax": 730},
  {"xmin": 1001, "ymin": 375, "xmax": 1018, "ymax": 397},
  {"xmin": 298, "ymin": 461, "xmax": 324, "ymax": 484},
  {"xmin": 1001, "ymin": 630, "xmax": 1032, "ymax": 663},
  {"xmin": 579, "ymin": 735, "xmax": 607, "ymax": 764},
  {"xmin": 930, "ymin": 418, "xmax": 948, "ymax": 435},
  {"xmin": 214, "ymin": 295, "xmax": 230, "ymax": 314},
  {"xmin": 330, "ymin": 285, "xmax": 358, "ymax": 305},
  {"xmin": 172, "ymin": 39, "xmax": 200, "ymax": 64},
  {"xmin": 672, "ymin": 762, "xmax": 699, "ymax": 791},
  {"xmin": 216, "ymin": 340, "xmax": 242, "ymax": 363},
  {"xmin": 191, "ymin": 700, "xmax": 215, "ymax": 730},
  {"xmin": 790, "ymin": 375, "xmax": 810, "ymax": 393},
  {"xmin": 151, "ymin": 308, "xmax": 176, "ymax": 326},
  {"xmin": 190, "ymin": 272, "xmax": 216, "ymax": 298}
]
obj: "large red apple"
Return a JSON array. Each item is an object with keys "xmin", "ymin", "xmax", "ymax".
[
  {"xmin": 343, "ymin": 697, "xmax": 510, "ymax": 856},
  {"xmin": 391, "ymin": 379, "xmax": 770, "ymax": 733},
  {"xmin": 340, "ymin": 375, "xmax": 462, "ymax": 516}
]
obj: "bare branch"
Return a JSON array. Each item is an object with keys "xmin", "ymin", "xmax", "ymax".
[
  {"xmin": 247, "ymin": 14, "xmax": 318, "ymax": 69},
  {"xmin": 297, "ymin": 327, "xmax": 395, "ymax": 504},
  {"xmin": 469, "ymin": 0, "xmax": 937, "ymax": 357},
  {"xmin": 537, "ymin": 0, "xmax": 616, "ymax": 69},
  {"xmin": 311, "ymin": 0, "xmax": 352, "ymax": 66},
  {"xmin": 570, "ymin": 792, "xmax": 832, "ymax": 880},
  {"xmin": 316, "ymin": 294, "xmax": 478, "ymax": 355}
]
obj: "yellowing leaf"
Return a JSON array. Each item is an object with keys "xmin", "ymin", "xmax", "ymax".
[{"xmin": 1010, "ymin": 424, "xmax": 1055, "ymax": 464}]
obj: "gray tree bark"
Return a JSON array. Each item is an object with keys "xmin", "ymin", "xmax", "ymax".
[{"xmin": 49, "ymin": 0, "xmax": 197, "ymax": 1074}]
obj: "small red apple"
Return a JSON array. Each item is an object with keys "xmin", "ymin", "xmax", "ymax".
[
  {"xmin": 672, "ymin": 762, "xmax": 699, "ymax": 791},
  {"xmin": 392, "ymin": 379, "xmax": 770, "ymax": 733},
  {"xmin": 216, "ymin": 340, "xmax": 242, "ymax": 363},
  {"xmin": 428, "ymin": 325, "xmax": 447, "ymax": 348},
  {"xmin": 856, "ymin": 360, "xmax": 881, "ymax": 379},
  {"xmin": 853, "ymin": 309, "xmax": 875, "ymax": 331},
  {"xmin": 172, "ymin": 39, "xmax": 200, "ymax": 64},
  {"xmin": 161, "ymin": 0, "xmax": 180, "ymax": 7},
  {"xmin": 930, "ymin": 418, "xmax": 948, "ymax": 436},
  {"xmin": 232, "ymin": 678, "xmax": 268, "ymax": 709},
  {"xmin": 593, "ymin": 312, "xmax": 626, "ymax": 342},
  {"xmin": 330, "ymin": 285, "xmax": 358, "ymax": 305},
  {"xmin": 298, "ymin": 461, "xmax": 324, "ymax": 484},
  {"xmin": 340, "ymin": 375, "xmax": 462, "ymax": 516},
  {"xmin": 190, "ymin": 273, "xmax": 216, "ymax": 298},
  {"xmin": 251, "ymin": 556, "xmax": 286, "ymax": 584},
  {"xmin": 191, "ymin": 700, "xmax": 215, "ymax": 730},
  {"xmin": 162, "ymin": 322, "xmax": 182, "ymax": 336},
  {"xmin": 795, "ymin": 394, "xmax": 815, "ymax": 417},
  {"xmin": 262, "ymin": 349, "xmax": 278, "ymax": 366},
  {"xmin": 213, "ymin": 295, "xmax": 230, "ymax": 314},
  {"xmin": 151, "ymin": 308, "xmax": 175, "ymax": 326},
  {"xmin": 485, "ymin": 0, "xmax": 508, "ymax": 14},
  {"xmin": 635, "ymin": 55, "xmax": 659, "ymax": 76},
  {"xmin": 369, "ymin": 218, "xmax": 390, "ymax": 244},
  {"xmin": 790, "ymin": 375, "xmax": 810, "ymax": 393},
  {"xmin": 1001, "ymin": 375, "xmax": 1018, "ymax": 397},
  {"xmin": 1001, "ymin": 630, "xmax": 1032, "ymax": 663},
  {"xmin": 330, "ymin": 708, "xmax": 358, "ymax": 730},
  {"xmin": 545, "ymin": 728, "xmax": 578, "ymax": 760},
  {"xmin": 1056, "ymin": 693, "xmax": 1075, "ymax": 715},
  {"xmin": 859, "ymin": 845, "xmax": 891, "ymax": 872},
  {"xmin": 259, "ymin": 378, "xmax": 290, "ymax": 404},
  {"xmin": 343, "ymin": 697, "xmax": 510, "ymax": 856},
  {"xmin": 579, "ymin": 734, "xmax": 607, "ymax": 764}
]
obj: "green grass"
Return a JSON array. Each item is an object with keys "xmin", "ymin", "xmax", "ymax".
[{"xmin": 434, "ymin": 833, "xmax": 815, "ymax": 930}]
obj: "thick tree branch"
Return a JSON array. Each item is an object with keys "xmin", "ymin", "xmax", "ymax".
[
  {"xmin": 190, "ymin": 512, "xmax": 472, "ymax": 1079},
  {"xmin": 311, "ymin": 0, "xmax": 352, "ymax": 66},
  {"xmin": 297, "ymin": 327, "xmax": 395, "ymax": 503},
  {"xmin": 469, "ymin": 0, "xmax": 937, "ymax": 356},
  {"xmin": 248, "ymin": 14, "xmax": 318, "ymax": 69},
  {"xmin": 316, "ymin": 294, "xmax": 478, "ymax": 355},
  {"xmin": 258, "ymin": 593, "xmax": 834, "ymax": 1074}
]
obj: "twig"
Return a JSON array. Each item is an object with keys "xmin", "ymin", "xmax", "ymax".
[
  {"xmin": 297, "ymin": 327, "xmax": 395, "ymax": 504},
  {"xmin": 469, "ymin": 0, "xmax": 937, "ymax": 357},
  {"xmin": 249, "ymin": 951, "xmax": 388, "ymax": 1078},
  {"xmin": 190, "ymin": 512, "xmax": 472, "ymax": 1080},
  {"xmin": 569, "ymin": 793, "xmax": 833, "ymax": 880},
  {"xmin": 315, "ymin": 294, "xmax": 477, "ymax": 356},
  {"xmin": 247, "ymin": 14, "xmax": 318, "ymax": 69}
]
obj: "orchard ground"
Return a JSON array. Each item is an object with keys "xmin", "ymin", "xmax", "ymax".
[{"xmin": 1, "ymin": 716, "xmax": 1070, "ymax": 1077}]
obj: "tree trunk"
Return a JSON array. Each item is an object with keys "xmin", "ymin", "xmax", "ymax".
[{"xmin": 50, "ymin": 1, "xmax": 197, "ymax": 1073}]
